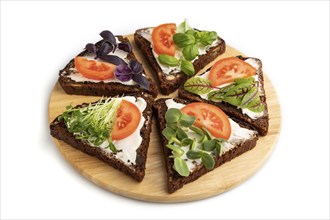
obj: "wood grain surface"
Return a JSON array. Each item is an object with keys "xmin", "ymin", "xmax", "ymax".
[{"xmin": 48, "ymin": 35, "xmax": 281, "ymax": 202}]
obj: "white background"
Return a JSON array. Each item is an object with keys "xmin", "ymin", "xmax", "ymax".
[{"xmin": 1, "ymin": 1, "xmax": 329, "ymax": 219}]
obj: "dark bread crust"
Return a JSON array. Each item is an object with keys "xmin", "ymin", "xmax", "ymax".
[
  {"xmin": 134, "ymin": 28, "xmax": 226, "ymax": 95},
  {"xmin": 59, "ymin": 36, "xmax": 158, "ymax": 97},
  {"xmin": 50, "ymin": 93, "xmax": 153, "ymax": 182},
  {"xmin": 153, "ymin": 98, "xmax": 258, "ymax": 193},
  {"xmin": 178, "ymin": 56, "xmax": 269, "ymax": 136}
]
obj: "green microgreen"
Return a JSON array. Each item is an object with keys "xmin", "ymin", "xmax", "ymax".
[
  {"xmin": 184, "ymin": 74, "xmax": 264, "ymax": 113},
  {"xmin": 215, "ymin": 142, "xmax": 222, "ymax": 156},
  {"xmin": 181, "ymin": 138, "xmax": 193, "ymax": 147},
  {"xmin": 179, "ymin": 113, "xmax": 196, "ymax": 127},
  {"xmin": 174, "ymin": 157, "xmax": 190, "ymax": 177},
  {"xmin": 186, "ymin": 150, "xmax": 202, "ymax": 160},
  {"xmin": 107, "ymin": 142, "xmax": 117, "ymax": 153},
  {"xmin": 202, "ymin": 140, "xmax": 217, "ymax": 151},
  {"xmin": 176, "ymin": 127, "xmax": 188, "ymax": 141},
  {"xmin": 162, "ymin": 127, "xmax": 181, "ymax": 145},
  {"xmin": 161, "ymin": 105, "xmax": 228, "ymax": 177},
  {"xmin": 58, "ymin": 97, "xmax": 121, "ymax": 152},
  {"xmin": 199, "ymin": 134, "xmax": 208, "ymax": 143},
  {"xmin": 167, "ymin": 144, "xmax": 184, "ymax": 157},
  {"xmin": 165, "ymin": 108, "xmax": 182, "ymax": 124},
  {"xmin": 202, "ymin": 127, "xmax": 214, "ymax": 140},
  {"xmin": 201, "ymin": 152, "xmax": 215, "ymax": 170},
  {"xmin": 189, "ymin": 125, "xmax": 204, "ymax": 136}
]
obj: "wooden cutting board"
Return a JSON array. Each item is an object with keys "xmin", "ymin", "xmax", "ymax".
[{"xmin": 48, "ymin": 35, "xmax": 281, "ymax": 202}]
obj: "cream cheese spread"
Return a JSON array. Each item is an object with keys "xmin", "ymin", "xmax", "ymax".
[{"xmin": 96, "ymin": 96, "xmax": 147, "ymax": 166}]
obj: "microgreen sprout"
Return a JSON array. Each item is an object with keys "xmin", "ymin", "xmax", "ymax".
[
  {"xmin": 58, "ymin": 97, "xmax": 121, "ymax": 152},
  {"xmin": 161, "ymin": 107, "xmax": 227, "ymax": 177}
]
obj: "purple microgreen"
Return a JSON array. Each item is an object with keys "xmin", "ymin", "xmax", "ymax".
[
  {"xmin": 118, "ymin": 42, "xmax": 132, "ymax": 53},
  {"xmin": 114, "ymin": 64, "xmax": 133, "ymax": 82},
  {"xmin": 98, "ymin": 55, "xmax": 127, "ymax": 66},
  {"xmin": 85, "ymin": 43, "xmax": 97, "ymax": 54},
  {"xmin": 100, "ymin": 30, "xmax": 116, "ymax": 46},
  {"xmin": 129, "ymin": 60, "xmax": 143, "ymax": 74},
  {"xmin": 96, "ymin": 41, "xmax": 113, "ymax": 58},
  {"xmin": 132, "ymin": 73, "xmax": 151, "ymax": 90}
]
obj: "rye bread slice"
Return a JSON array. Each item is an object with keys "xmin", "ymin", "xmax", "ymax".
[
  {"xmin": 178, "ymin": 56, "xmax": 269, "ymax": 136},
  {"xmin": 50, "ymin": 93, "xmax": 153, "ymax": 182},
  {"xmin": 153, "ymin": 98, "xmax": 259, "ymax": 193},
  {"xmin": 59, "ymin": 36, "xmax": 158, "ymax": 97},
  {"xmin": 134, "ymin": 28, "xmax": 226, "ymax": 95}
]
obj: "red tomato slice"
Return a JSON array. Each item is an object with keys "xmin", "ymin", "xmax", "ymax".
[
  {"xmin": 112, "ymin": 100, "xmax": 141, "ymax": 140},
  {"xmin": 74, "ymin": 56, "xmax": 116, "ymax": 80},
  {"xmin": 181, "ymin": 102, "xmax": 231, "ymax": 140},
  {"xmin": 208, "ymin": 57, "xmax": 256, "ymax": 87},
  {"xmin": 152, "ymin": 23, "xmax": 176, "ymax": 56}
]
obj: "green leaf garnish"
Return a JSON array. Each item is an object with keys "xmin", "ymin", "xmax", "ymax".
[
  {"xmin": 184, "ymin": 77, "xmax": 213, "ymax": 95},
  {"xmin": 202, "ymin": 140, "xmax": 217, "ymax": 151},
  {"xmin": 221, "ymin": 82, "xmax": 252, "ymax": 106},
  {"xmin": 162, "ymin": 127, "xmax": 180, "ymax": 145},
  {"xmin": 202, "ymin": 127, "xmax": 214, "ymax": 140},
  {"xmin": 179, "ymin": 113, "xmax": 196, "ymax": 127},
  {"xmin": 241, "ymin": 86, "xmax": 258, "ymax": 108},
  {"xmin": 182, "ymin": 44, "xmax": 199, "ymax": 61},
  {"xmin": 185, "ymin": 29, "xmax": 197, "ymax": 37},
  {"xmin": 186, "ymin": 150, "xmax": 202, "ymax": 160},
  {"xmin": 234, "ymin": 76, "xmax": 255, "ymax": 84},
  {"xmin": 162, "ymin": 127, "xmax": 176, "ymax": 140},
  {"xmin": 201, "ymin": 152, "xmax": 215, "ymax": 170},
  {"xmin": 195, "ymin": 31, "xmax": 218, "ymax": 46},
  {"xmin": 215, "ymin": 142, "xmax": 222, "ymax": 156},
  {"xmin": 167, "ymin": 144, "xmax": 184, "ymax": 157},
  {"xmin": 157, "ymin": 20, "xmax": 218, "ymax": 78},
  {"xmin": 173, "ymin": 33, "xmax": 196, "ymax": 48},
  {"xmin": 107, "ymin": 142, "xmax": 117, "ymax": 153},
  {"xmin": 199, "ymin": 134, "xmax": 208, "ymax": 143},
  {"xmin": 165, "ymin": 108, "xmax": 182, "ymax": 124},
  {"xmin": 166, "ymin": 122, "xmax": 178, "ymax": 130},
  {"xmin": 158, "ymin": 54, "xmax": 180, "ymax": 67},
  {"xmin": 161, "ymin": 106, "xmax": 230, "ymax": 177},
  {"xmin": 246, "ymin": 96, "xmax": 265, "ymax": 113},
  {"xmin": 204, "ymin": 77, "xmax": 265, "ymax": 113},
  {"xmin": 174, "ymin": 157, "xmax": 190, "ymax": 177},
  {"xmin": 177, "ymin": 19, "xmax": 192, "ymax": 33},
  {"xmin": 58, "ymin": 97, "xmax": 121, "ymax": 148},
  {"xmin": 189, "ymin": 125, "xmax": 204, "ymax": 136},
  {"xmin": 181, "ymin": 138, "xmax": 193, "ymax": 146},
  {"xmin": 180, "ymin": 60, "xmax": 195, "ymax": 76},
  {"xmin": 176, "ymin": 127, "xmax": 188, "ymax": 141},
  {"xmin": 207, "ymin": 84, "xmax": 235, "ymax": 102},
  {"xmin": 190, "ymin": 139, "xmax": 197, "ymax": 150}
]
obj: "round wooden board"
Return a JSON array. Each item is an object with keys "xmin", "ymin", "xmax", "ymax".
[{"xmin": 48, "ymin": 35, "xmax": 281, "ymax": 202}]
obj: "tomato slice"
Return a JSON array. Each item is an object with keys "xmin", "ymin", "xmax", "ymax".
[
  {"xmin": 74, "ymin": 56, "xmax": 116, "ymax": 80},
  {"xmin": 181, "ymin": 102, "xmax": 231, "ymax": 140},
  {"xmin": 152, "ymin": 23, "xmax": 176, "ymax": 56},
  {"xmin": 208, "ymin": 57, "xmax": 256, "ymax": 87},
  {"xmin": 112, "ymin": 100, "xmax": 141, "ymax": 140}
]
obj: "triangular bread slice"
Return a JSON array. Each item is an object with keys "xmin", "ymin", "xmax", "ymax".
[
  {"xmin": 179, "ymin": 56, "xmax": 269, "ymax": 136},
  {"xmin": 153, "ymin": 98, "xmax": 258, "ymax": 193},
  {"xmin": 59, "ymin": 35, "xmax": 158, "ymax": 97},
  {"xmin": 50, "ymin": 93, "xmax": 153, "ymax": 182},
  {"xmin": 134, "ymin": 27, "xmax": 226, "ymax": 95}
]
